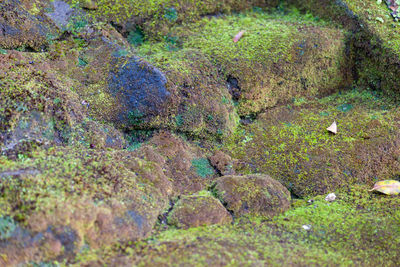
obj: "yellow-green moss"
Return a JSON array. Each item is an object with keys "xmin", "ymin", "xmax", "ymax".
[{"xmin": 224, "ymin": 88, "xmax": 400, "ymax": 196}]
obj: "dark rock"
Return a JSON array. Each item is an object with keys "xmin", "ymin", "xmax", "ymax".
[
  {"xmin": 108, "ymin": 56, "xmax": 171, "ymax": 128},
  {"xmin": 214, "ymin": 174, "xmax": 291, "ymax": 217}
]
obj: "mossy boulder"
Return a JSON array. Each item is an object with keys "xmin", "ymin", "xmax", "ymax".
[
  {"xmin": 113, "ymin": 185, "xmax": 400, "ymax": 267},
  {"xmin": 224, "ymin": 89, "xmax": 400, "ymax": 197},
  {"xmin": 0, "ymin": 147, "xmax": 171, "ymax": 265},
  {"xmin": 167, "ymin": 192, "xmax": 232, "ymax": 229},
  {"xmin": 213, "ymin": 174, "xmax": 291, "ymax": 217},
  {"xmin": 0, "ymin": 50, "xmax": 126, "ymax": 155},
  {"xmin": 170, "ymin": 11, "xmax": 353, "ymax": 115}
]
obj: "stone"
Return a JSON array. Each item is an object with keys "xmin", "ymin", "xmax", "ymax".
[
  {"xmin": 167, "ymin": 194, "xmax": 232, "ymax": 229},
  {"xmin": 213, "ymin": 174, "xmax": 291, "ymax": 217}
]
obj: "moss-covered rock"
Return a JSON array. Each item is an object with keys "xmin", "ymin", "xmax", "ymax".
[
  {"xmin": 68, "ymin": 0, "xmax": 280, "ymax": 38},
  {"xmin": 0, "ymin": 50, "xmax": 126, "ymax": 156},
  {"xmin": 167, "ymin": 192, "xmax": 232, "ymax": 229},
  {"xmin": 171, "ymin": 11, "xmax": 353, "ymax": 115},
  {"xmin": 213, "ymin": 174, "xmax": 291, "ymax": 217},
  {"xmin": 0, "ymin": 147, "xmax": 170, "ymax": 265},
  {"xmin": 287, "ymin": 0, "xmax": 400, "ymax": 101},
  {"xmin": 224, "ymin": 89, "xmax": 400, "ymax": 197}
]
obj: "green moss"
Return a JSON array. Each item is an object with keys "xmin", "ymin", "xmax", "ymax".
[{"xmin": 191, "ymin": 158, "xmax": 215, "ymax": 178}]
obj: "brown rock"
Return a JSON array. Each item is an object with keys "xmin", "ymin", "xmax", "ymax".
[
  {"xmin": 214, "ymin": 174, "xmax": 291, "ymax": 217},
  {"xmin": 168, "ymin": 194, "xmax": 232, "ymax": 229}
]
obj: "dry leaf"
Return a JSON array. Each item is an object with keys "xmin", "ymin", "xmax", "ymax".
[
  {"xmin": 233, "ymin": 31, "xmax": 245, "ymax": 43},
  {"xmin": 369, "ymin": 180, "xmax": 400, "ymax": 195},
  {"xmin": 327, "ymin": 121, "xmax": 337, "ymax": 134}
]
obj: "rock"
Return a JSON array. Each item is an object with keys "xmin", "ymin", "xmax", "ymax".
[
  {"xmin": 224, "ymin": 90, "xmax": 400, "ymax": 197},
  {"xmin": 0, "ymin": 0, "xmax": 58, "ymax": 50},
  {"xmin": 288, "ymin": 0, "xmax": 400, "ymax": 101},
  {"xmin": 108, "ymin": 56, "xmax": 171, "ymax": 127},
  {"xmin": 1, "ymin": 111, "xmax": 61, "ymax": 158},
  {"xmin": 213, "ymin": 174, "xmax": 291, "ymax": 217},
  {"xmin": 45, "ymin": 1, "xmax": 74, "ymax": 30},
  {"xmin": 179, "ymin": 12, "xmax": 353, "ymax": 115},
  {"xmin": 209, "ymin": 150, "xmax": 235, "ymax": 176},
  {"xmin": 0, "ymin": 148, "xmax": 170, "ymax": 265},
  {"xmin": 167, "ymin": 193, "xmax": 232, "ymax": 229}
]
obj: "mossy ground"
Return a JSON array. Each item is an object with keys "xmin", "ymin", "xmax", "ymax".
[{"xmin": 223, "ymin": 88, "xmax": 400, "ymax": 196}]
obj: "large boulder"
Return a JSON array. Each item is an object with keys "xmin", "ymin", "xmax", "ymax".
[
  {"xmin": 287, "ymin": 0, "xmax": 400, "ymax": 101},
  {"xmin": 174, "ymin": 11, "xmax": 353, "ymax": 115},
  {"xmin": 213, "ymin": 174, "xmax": 291, "ymax": 217}
]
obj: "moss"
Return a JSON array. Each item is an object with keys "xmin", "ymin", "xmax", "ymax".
[
  {"xmin": 191, "ymin": 158, "xmax": 215, "ymax": 178},
  {"xmin": 68, "ymin": 0, "xmax": 279, "ymax": 38},
  {"xmin": 0, "ymin": 146, "xmax": 170, "ymax": 264},
  {"xmin": 224, "ymin": 88, "xmax": 400, "ymax": 196},
  {"xmin": 0, "ymin": 216, "xmax": 17, "ymax": 240}
]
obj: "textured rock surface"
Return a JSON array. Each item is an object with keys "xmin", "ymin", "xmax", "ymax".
[
  {"xmin": 214, "ymin": 174, "xmax": 291, "ymax": 217},
  {"xmin": 167, "ymin": 193, "xmax": 232, "ymax": 228},
  {"xmin": 224, "ymin": 89, "xmax": 400, "ymax": 197}
]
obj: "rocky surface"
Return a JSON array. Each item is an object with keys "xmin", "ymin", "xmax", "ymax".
[
  {"xmin": 214, "ymin": 174, "xmax": 291, "ymax": 217},
  {"xmin": 1, "ymin": 0, "xmax": 400, "ymax": 266},
  {"xmin": 167, "ymin": 192, "xmax": 232, "ymax": 228}
]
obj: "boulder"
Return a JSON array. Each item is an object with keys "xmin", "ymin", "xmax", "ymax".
[
  {"xmin": 167, "ymin": 193, "xmax": 232, "ymax": 229},
  {"xmin": 0, "ymin": 148, "xmax": 170, "ymax": 265},
  {"xmin": 213, "ymin": 174, "xmax": 291, "ymax": 217}
]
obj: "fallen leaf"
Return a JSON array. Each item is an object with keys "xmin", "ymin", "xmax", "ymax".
[
  {"xmin": 327, "ymin": 121, "xmax": 337, "ymax": 134},
  {"xmin": 233, "ymin": 31, "xmax": 245, "ymax": 43},
  {"xmin": 369, "ymin": 180, "xmax": 400, "ymax": 195}
]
